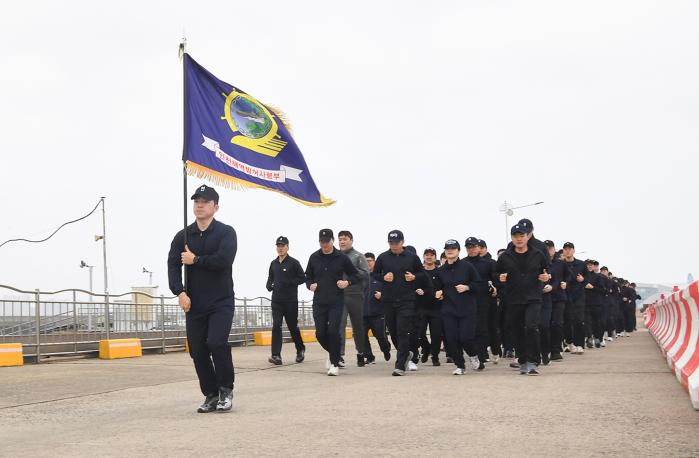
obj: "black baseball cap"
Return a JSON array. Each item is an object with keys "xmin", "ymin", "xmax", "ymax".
[
  {"xmin": 405, "ymin": 245, "xmax": 417, "ymax": 255},
  {"xmin": 444, "ymin": 239, "xmax": 460, "ymax": 250},
  {"xmin": 276, "ymin": 236, "xmax": 289, "ymax": 246},
  {"xmin": 511, "ymin": 224, "xmax": 527, "ymax": 235},
  {"xmin": 387, "ymin": 230, "xmax": 404, "ymax": 243},
  {"xmin": 544, "ymin": 240, "xmax": 555, "ymax": 248},
  {"xmin": 465, "ymin": 236, "xmax": 479, "ymax": 246},
  {"xmin": 518, "ymin": 218, "xmax": 533, "ymax": 232},
  {"xmin": 477, "ymin": 239, "xmax": 487, "ymax": 248},
  {"xmin": 319, "ymin": 228, "xmax": 334, "ymax": 242},
  {"xmin": 191, "ymin": 184, "xmax": 219, "ymax": 203},
  {"xmin": 424, "ymin": 247, "xmax": 437, "ymax": 255},
  {"xmin": 563, "ymin": 242, "xmax": 575, "ymax": 249}
]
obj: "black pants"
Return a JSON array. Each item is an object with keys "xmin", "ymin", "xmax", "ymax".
[
  {"xmin": 503, "ymin": 303, "xmax": 516, "ymax": 355},
  {"xmin": 616, "ymin": 301, "xmax": 626, "ymax": 333},
  {"xmin": 419, "ymin": 306, "xmax": 443, "ymax": 359},
  {"xmin": 569, "ymin": 295, "xmax": 586, "ymax": 347},
  {"xmin": 606, "ymin": 301, "xmax": 617, "ymax": 335},
  {"xmin": 385, "ymin": 301, "xmax": 414, "ymax": 370},
  {"xmin": 624, "ymin": 304, "xmax": 636, "ymax": 333},
  {"xmin": 186, "ymin": 306, "xmax": 235, "ymax": 396},
  {"xmin": 510, "ymin": 302, "xmax": 542, "ymax": 365},
  {"xmin": 271, "ymin": 301, "xmax": 305, "ymax": 356},
  {"xmin": 550, "ymin": 300, "xmax": 566, "ymax": 355},
  {"xmin": 313, "ymin": 300, "xmax": 344, "ymax": 366},
  {"xmin": 475, "ymin": 299, "xmax": 490, "ymax": 362},
  {"xmin": 588, "ymin": 303, "xmax": 604, "ymax": 342},
  {"xmin": 442, "ymin": 311, "xmax": 477, "ymax": 369},
  {"xmin": 488, "ymin": 301, "xmax": 502, "ymax": 357},
  {"xmin": 563, "ymin": 299, "xmax": 574, "ymax": 344},
  {"xmin": 539, "ymin": 295, "xmax": 552, "ymax": 358},
  {"xmin": 363, "ymin": 315, "xmax": 391, "ymax": 357},
  {"xmin": 340, "ymin": 293, "xmax": 366, "ymax": 356}
]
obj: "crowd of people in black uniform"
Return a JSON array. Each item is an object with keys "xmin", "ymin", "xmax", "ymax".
[
  {"xmin": 267, "ymin": 218, "xmax": 642, "ymax": 377},
  {"xmin": 169, "ymin": 187, "xmax": 642, "ymax": 413}
]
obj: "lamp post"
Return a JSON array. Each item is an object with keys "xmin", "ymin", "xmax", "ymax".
[
  {"xmin": 499, "ymin": 200, "xmax": 545, "ymax": 245},
  {"xmin": 79, "ymin": 260, "xmax": 94, "ymax": 302},
  {"xmin": 142, "ymin": 267, "xmax": 153, "ymax": 285}
]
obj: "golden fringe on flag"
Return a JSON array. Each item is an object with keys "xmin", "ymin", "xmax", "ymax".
[{"xmin": 186, "ymin": 161, "xmax": 335, "ymax": 207}]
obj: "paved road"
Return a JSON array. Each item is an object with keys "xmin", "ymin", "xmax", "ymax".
[{"xmin": 1, "ymin": 318, "xmax": 698, "ymax": 457}]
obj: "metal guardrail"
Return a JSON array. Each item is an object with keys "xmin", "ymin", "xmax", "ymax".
[{"xmin": 0, "ymin": 284, "xmax": 314, "ymax": 362}]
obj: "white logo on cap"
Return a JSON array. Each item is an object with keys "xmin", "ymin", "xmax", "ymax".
[
  {"xmin": 200, "ymin": 186, "xmax": 205, "ymax": 191},
  {"xmin": 390, "ymin": 233, "xmax": 398, "ymax": 237}
]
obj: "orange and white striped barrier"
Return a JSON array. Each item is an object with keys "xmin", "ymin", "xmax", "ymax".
[
  {"xmin": 98, "ymin": 338, "xmax": 143, "ymax": 360},
  {"xmin": 644, "ymin": 281, "xmax": 699, "ymax": 409}
]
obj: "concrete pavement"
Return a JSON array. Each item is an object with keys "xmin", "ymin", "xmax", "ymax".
[{"xmin": 1, "ymin": 320, "xmax": 698, "ymax": 457}]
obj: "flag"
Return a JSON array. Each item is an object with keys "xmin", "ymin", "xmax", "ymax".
[{"xmin": 183, "ymin": 54, "xmax": 334, "ymax": 206}]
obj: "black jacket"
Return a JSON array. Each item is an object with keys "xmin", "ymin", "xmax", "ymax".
[
  {"xmin": 372, "ymin": 249, "xmax": 425, "ymax": 303},
  {"xmin": 549, "ymin": 256, "xmax": 567, "ymax": 302},
  {"xmin": 364, "ymin": 277, "xmax": 384, "ymax": 317},
  {"xmin": 417, "ymin": 267, "xmax": 441, "ymax": 309},
  {"xmin": 464, "ymin": 255, "xmax": 497, "ymax": 303},
  {"xmin": 563, "ymin": 258, "xmax": 589, "ymax": 301},
  {"xmin": 305, "ymin": 248, "xmax": 359, "ymax": 305},
  {"xmin": 433, "ymin": 258, "xmax": 480, "ymax": 317},
  {"xmin": 584, "ymin": 271, "xmax": 606, "ymax": 305},
  {"xmin": 266, "ymin": 255, "xmax": 305, "ymax": 303},
  {"xmin": 167, "ymin": 219, "xmax": 237, "ymax": 314},
  {"xmin": 507, "ymin": 236, "xmax": 551, "ymax": 269},
  {"xmin": 496, "ymin": 246, "xmax": 548, "ymax": 304}
]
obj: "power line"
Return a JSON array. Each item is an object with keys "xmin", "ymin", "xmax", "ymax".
[{"xmin": 0, "ymin": 199, "xmax": 102, "ymax": 249}]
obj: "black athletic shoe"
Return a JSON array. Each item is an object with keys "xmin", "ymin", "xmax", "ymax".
[
  {"xmin": 550, "ymin": 353, "xmax": 563, "ymax": 361},
  {"xmin": 268, "ymin": 355, "xmax": 282, "ymax": 365},
  {"xmin": 295, "ymin": 350, "xmax": 305, "ymax": 363},
  {"xmin": 432, "ymin": 357, "xmax": 441, "ymax": 367},
  {"xmin": 420, "ymin": 352, "xmax": 429, "ymax": 364},
  {"xmin": 586, "ymin": 339, "xmax": 593, "ymax": 349},
  {"xmin": 216, "ymin": 387, "xmax": 233, "ymax": 412},
  {"xmin": 357, "ymin": 354, "xmax": 366, "ymax": 367},
  {"xmin": 504, "ymin": 350, "xmax": 514, "ymax": 359},
  {"xmin": 541, "ymin": 354, "xmax": 550, "ymax": 366},
  {"xmin": 509, "ymin": 361, "xmax": 520, "ymax": 369},
  {"xmin": 527, "ymin": 368, "xmax": 540, "ymax": 376},
  {"xmin": 338, "ymin": 357, "xmax": 346, "ymax": 368},
  {"xmin": 366, "ymin": 354, "xmax": 376, "ymax": 364},
  {"xmin": 197, "ymin": 393, "xmax": 218, "ymax": 413},
  {"xmin": 477, "ymin": 362, "xmax": 485, "ymax": 371},
  {"xmin": 383, "ymin": 350, "xmax": 391, "ymax": 361},
  {"xmin": 446, "ymin": 357, "xmax": 454, "ymax": 364}
]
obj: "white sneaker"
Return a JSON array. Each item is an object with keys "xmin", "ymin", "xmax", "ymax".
[
  {"xmin": 452, "ymin": 367, "xmax": 465, "ymax": 375},
  {"xmin": 408, "ymin": 361, "xmax": 418, "ymax": 371},
  {"xmin": 327, "ymin": 365, "xmax": 339, "ymax": 376},
  {"xmin": 600, "ymin": 339, "xmax": 606, "ymax": 347},
  {"xmin": 577, "ymin": 346, "xmax": 585, "ymax": 354},
  {"xmin": 567, "ymin": 343, "xmax": 576, "ymax": 353},
  {"xmin": 493, "ymin": 355, "xmax": 500, "ymax": 365},
  {"xmin": 325, "ymin": 358, "xmax": 331, "ymax": 370},
  {"xmin": 469, "ymin": 356, "xmax": 480, "ymax": 370},
  {"xmin": 606, "ymin": 337, "xmax": 614, "ymax": 342}
]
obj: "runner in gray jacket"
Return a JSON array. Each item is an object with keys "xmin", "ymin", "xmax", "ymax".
[{"xmin": 338, "ymin": 230, "xmax": 370, "ymax": 367}]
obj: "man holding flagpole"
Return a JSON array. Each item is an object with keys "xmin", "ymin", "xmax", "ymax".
[{"xmin": 168, "ymin": 185, "xmax": 237, "ymax": 412}]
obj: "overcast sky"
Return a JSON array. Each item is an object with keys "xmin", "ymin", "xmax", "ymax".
[{"xmin": 1, "ymin": 1, "xmax": 697, "ymax": 300}]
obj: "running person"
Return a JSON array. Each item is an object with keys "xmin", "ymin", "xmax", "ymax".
[
  {"xmin": 305, "ymin": 229, "xmax": 359, "ymax": 376},
  {"xmin": 372, "ymin": 230, "xmax": 424, "ymax": 376},
  {"xmin": 434, "ymin": 239, "xmax": 481, "ymax": 375},
  {"xmin": 167, "ymin": 185, "xmax": 237, "ymax": 413},
  {"xmin": 265, "ymin": 236, "xmax": 306, "ymax": 365}
]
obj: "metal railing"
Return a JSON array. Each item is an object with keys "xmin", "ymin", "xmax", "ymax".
[{"xmin": 0, "ymin": 285, "xmax": 314, "ymax": 362}]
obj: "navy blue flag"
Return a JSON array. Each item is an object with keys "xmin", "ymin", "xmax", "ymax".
[{"xmin": 183, "ymin": 54, "xmax": 334, "ymax": 206}]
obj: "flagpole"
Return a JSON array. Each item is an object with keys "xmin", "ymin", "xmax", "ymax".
[{"xmin": 179, "ymin": 38, "xmax": 188, "ymax": 293}]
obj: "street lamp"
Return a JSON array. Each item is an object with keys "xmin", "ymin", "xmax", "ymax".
[
  {"xmin": 79, "ymin": 260, "xmax": 94, "ymax": 302},
  {"xmin": 499, "ymin": 200, "xmax": 545, "ymax": 244},
  {"xmin": 142, "ymin": 267, "xmax": 153, "ymax": 285}
]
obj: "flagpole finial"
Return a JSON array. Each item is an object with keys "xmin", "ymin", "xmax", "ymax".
[{"xmin": 178, "ymin": 35, "xmax": 187, "ymax": 60}]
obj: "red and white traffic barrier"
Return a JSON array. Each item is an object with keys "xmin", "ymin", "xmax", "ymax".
[{"xmin": 644, "ymin": 281, "xmax": 699, "ymax": 410}]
